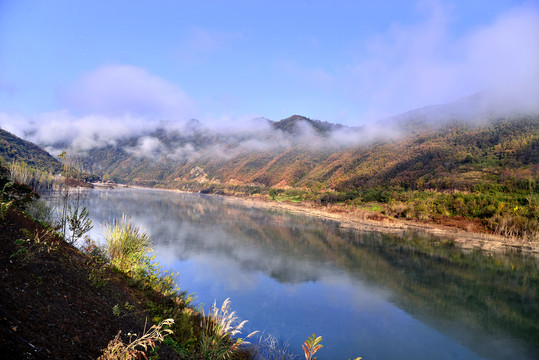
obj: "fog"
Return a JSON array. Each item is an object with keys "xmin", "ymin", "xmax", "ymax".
[{"xmin": 351, "ymin": 2, "xmax": 539, "ymax": 120}]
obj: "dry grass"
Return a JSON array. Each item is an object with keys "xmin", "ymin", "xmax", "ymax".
[
  {"xmin": 99, "ymin": 318, "xmax": 174, "ymax": 360},
  {"xmin": 201, "ymin": 298, "xmax": 258, "ymax": 359}
]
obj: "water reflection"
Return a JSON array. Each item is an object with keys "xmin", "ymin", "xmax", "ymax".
[{"xmin": 84, "ymin": 188, "xmax": 538, "ymax": 360}]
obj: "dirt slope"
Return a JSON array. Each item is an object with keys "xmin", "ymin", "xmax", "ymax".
[{"xmin": 0, "ymin": 209, "xmax": 156, "ymax": 359}]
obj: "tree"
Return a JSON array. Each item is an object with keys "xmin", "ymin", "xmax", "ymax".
[{"xmin": 67, "ymin": 204, "xmax": 93, "ymax": 245}]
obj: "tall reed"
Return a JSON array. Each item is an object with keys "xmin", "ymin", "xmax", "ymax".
[{"xmin": 201, "ymin": 298, "xmax": 258, "ymax": 359}]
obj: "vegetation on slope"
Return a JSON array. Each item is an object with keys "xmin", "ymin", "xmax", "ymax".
[
  {"xmin": 0, "ymin": 128, "xmax": 61, "ymax": 173},
  {"xmin": 0, "ymin": 165, "xmax": 260, "ymax": 359}
]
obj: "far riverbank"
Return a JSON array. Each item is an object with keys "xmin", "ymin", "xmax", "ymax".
[{"xmin": 93, "ymin": 184, "xmax": 539, "ymax": 255}]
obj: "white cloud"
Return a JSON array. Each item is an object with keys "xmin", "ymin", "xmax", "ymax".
[
  {"xmin": 465, "ymin": 6, "xmax": 539, "ymax": 113},
  {"xmin": 126, "ymin": 136, "xmax": 166, "ymax": 159},
  {"xmin": 346, "ymin": 1, "xmax": 539, "ymax": 120},
  {"xmin": 62, "ymin": 64, "xmax": 196, "ymax": 119},
  {"xmin": 0, "ymin": 65, "xmax": 200, "ymax": 154},
  {"xmin": 0, "ymin": 110, "xmax": 165, "ymax": 154},
  {"xmin": 0, "ymin": 112, "xmax": 28, "ymax": 136}
]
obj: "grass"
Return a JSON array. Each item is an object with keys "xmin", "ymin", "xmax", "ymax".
[
  {"xmin": 104, "ymin": 215, "xmax": 153, "ymax": 271},
  {"xmin": 273, "ymin": 195, "xmax": 303, "ymax": 203},
  {"xmin": 98, "ymin": 318, "xmax": 174, "ymax": 360},
  {"xmin": 98, "ymin": 216, "xmax": 257, "ymax": 359},
  {"xmin": 201, "ymin": 298, "xmax": 258, "ymax": 359},
  {"xmin": 359, "ymin": 202, "xmax": 384, "ymax": 212}
]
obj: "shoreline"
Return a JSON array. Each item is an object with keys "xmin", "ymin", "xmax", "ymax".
[
  {"xmin": 222, "ymin": 196, "xmax": 539, "ymax": 255},
  {"xmin": 93, "ymin": 184, "xmax": 539, "ymax": 255}
]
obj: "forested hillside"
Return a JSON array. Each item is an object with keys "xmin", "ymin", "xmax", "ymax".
[
  {"xmin": 66, "ymin": 112, "xmax": 538, "ymax": 239},
  {"xmin": 74, "ymin": 115, "xmax": 538, "ymax": 193},
  {"xmin": 0, "ymin": 128, "xmax": 61, "ymax": 173}
]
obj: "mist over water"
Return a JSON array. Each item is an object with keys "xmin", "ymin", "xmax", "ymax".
[{"xmin": 83, "ymin": 188, "xmax": 538, "ymax": 360}]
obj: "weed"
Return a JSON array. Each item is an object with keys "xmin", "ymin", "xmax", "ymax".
[
  {"xmin": 10, "ymin": 229, "xmax": 58, "ymax": 264},
  {"xmin": 130, "ymin": 255, "xmax": 180, "ymax": 298},
  {"xmin": 0, "ymin": 199, "xmax": 13, "ymax": 222},
  {"xmin": 81, "ymin": 236, "xmax": 107, "ymax": 258},
  {"xmin": 112, "ymin": 302, "xmax": 136, "ymax": 318},
  {"xmin": 83, "ymin": 239, "xmax": 111, "ymax": 289},
  {"xmin": 161, "ymin": 336, "xmax": 191, "ymax": 357},
  {"xmin": 24, "ymin": 199, "xmax": 56, "ymax": 228},
  {"xmin": 302, "ymin": 334, "xmax": 322, "ymax": 360},
  {"xmin": 253, "ymin": 332, "xmax": 297, "ymax": 360},
  {"xmin": 88, "ymin": 257, "xmax": 109, "ymax": 289},
  {"xmin": 99, "ymin": 318, "xmax": 174, "ymax": 360}
]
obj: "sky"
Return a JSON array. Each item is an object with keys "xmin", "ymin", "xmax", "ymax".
[{"xmin": 0, "ymin": 0, "xmax": 538, "ymax": 136}]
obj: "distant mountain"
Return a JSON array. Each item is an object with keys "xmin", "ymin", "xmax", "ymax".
[
  {"xmin": 8, "ymin": 94, "xmax": 538, "ymax": 237},
  {"xmin": 58, "ymin": 111, "xmax": 537, "ymax": 194},
  {"xmin": 14, "ymin": 93, "xmax": 537, "ymax": 195},
  {"xmin": 0, "ymin": 128, "xmax": 61, "ymax": 173},
  {"xmin": 271, "ymin": 115, "xmax": 347, "ymax": 135}
]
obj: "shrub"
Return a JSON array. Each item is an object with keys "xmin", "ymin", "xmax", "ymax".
[
  {"xmin": 302, "ymin": 333, "xmax": 323, "ymax": 360},
  {"xmin": 67, "ymin": 205, "xmax": 93, "ymax": 245}
]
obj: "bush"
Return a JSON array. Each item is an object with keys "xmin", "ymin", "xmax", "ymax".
[{"xmin": 361, "ymin": 188, "xmax": 390, "ymax": 203}]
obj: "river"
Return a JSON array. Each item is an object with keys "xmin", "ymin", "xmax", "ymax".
[{"xmin": 82, "ymin": 187, "xmax": 538, "ymax": 360}]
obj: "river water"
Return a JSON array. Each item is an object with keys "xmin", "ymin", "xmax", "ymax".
[{"xmin": 82, "ymin": 187, "xmax": 538, "ymax": 360}]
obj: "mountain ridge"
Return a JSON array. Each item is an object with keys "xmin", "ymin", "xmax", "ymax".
[{"xmin": 2, "ymin": 96, "xmax": 537, "ymax": 239}]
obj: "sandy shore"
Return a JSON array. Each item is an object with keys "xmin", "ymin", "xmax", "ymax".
[{"xmin": 94, "ymin": 184, "xmax": 539, "ymax": 255}]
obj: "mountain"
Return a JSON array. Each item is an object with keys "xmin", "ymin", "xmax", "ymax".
[
  {"xmin": 66, "ymin": 112, "xmax": 537, "ymax": 193},
  {"xmin": 271, "ymin": 115, "xmax": 347, "ymax": 135},
  {"xmin": 13, "ymin": 95, "xmax": 539, "ymax": 238},
  {"xmin": 0, "ymin": 128, "xmax": 61, "ymax": 173}
]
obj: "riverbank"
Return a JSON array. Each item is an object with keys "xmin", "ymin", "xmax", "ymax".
[
  {"xmin": 164, "ymin": 188, "xmax": 539, "ymax": 255},
  {"xmin": 230, "ymin": 196, "xmax": 539, "ymax": 254},
  {"xmin": 93, "ymin": 184, "xmax": 539, "ymax": 254},
  {"xmin": 0, "ymin": 208, "xmax": 152, "ymax": 358}
]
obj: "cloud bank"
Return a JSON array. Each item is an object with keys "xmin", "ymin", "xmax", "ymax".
[
  {"xmin": 1, "ymin": 2, "xmax": 538, "ymax": 161},
  {"xmin": 346, "ymin": 1, "xmax": 539, "ymax": 120},
  {"xmin": 62, "ymin": 64, "xmax": 196, "ymax": 119},
  {"xmin": 1, "ymin": 65, "xmax": 197, "ymax": 154}
]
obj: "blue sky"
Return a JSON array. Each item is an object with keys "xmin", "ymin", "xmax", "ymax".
[{"xmin": 0, "ymin": 0, "xmax": 538, "ymax": 134}]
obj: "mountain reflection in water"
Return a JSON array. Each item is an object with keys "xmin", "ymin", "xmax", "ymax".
[{"xmin": 84, "ymin": 188, "xmax": 538, "ymax": 360}]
